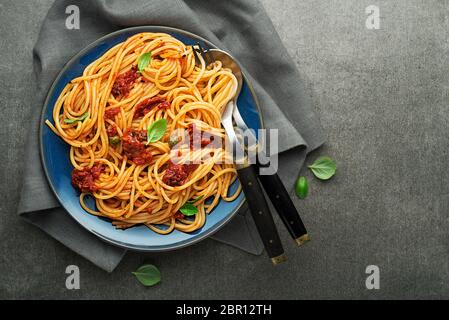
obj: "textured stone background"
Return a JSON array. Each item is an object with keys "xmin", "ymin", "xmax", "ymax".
[{"xmin": 1, "ymin": 0, "xmax": 449, "ymax": 299}]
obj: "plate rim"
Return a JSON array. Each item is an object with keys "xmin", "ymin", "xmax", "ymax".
[{"xmin": 39, "ymin": 25, "xmax": 265, "ymax": 252}]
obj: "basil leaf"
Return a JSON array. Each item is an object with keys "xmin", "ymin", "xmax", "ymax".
[
  {"xmin": 179, "ymin": 203, "xmax": 198, "ymax": 216},
  {"xmin": 187, "ymin": 195, "xmax": 204, "ymax": 204},
  {"xmin": 137, "ymin": 52, "xmax": 152, "ymax": 73},
  {"xmin": 147, "ymin": 119, "xmax": 167, "ymax": 144},
  {"xmin": 64, "ymin": 112, "xmax": 89, "ymax": 124},
  {"xmin": 295, "ymin": 176, "xmax": 308, "ymax": 199},
  {"xmin": 308, "ymin": 156, "xmax": 337, "ymax": 180},
  {"xmin": 132, "ymin": 264, "xmax": 161, "ymax": 287},
  {"xmin": 109, "ymin": 136, "xmax": 120, "ymax": 146}
]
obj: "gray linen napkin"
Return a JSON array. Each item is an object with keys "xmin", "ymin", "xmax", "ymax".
[{"xmin": 18, "ymin": 0, "xmax": 325, "ymax": 272}]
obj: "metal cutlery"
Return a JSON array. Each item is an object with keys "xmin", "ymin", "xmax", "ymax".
[
  {"xmin": 193, "ymin": 46, "xmax": 286, "ymax": 264},
  {"xmin": 203, "ymin": 47, "xmax": 310, "ymax": 247},
  {"xmin": 232, "ymin": 99, "xmax": 310, "ymax": 246}
]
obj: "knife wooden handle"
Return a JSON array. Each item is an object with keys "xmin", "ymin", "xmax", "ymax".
[
  {"xmin": 236, "ymin": 164, "xmax": 286, "ymax": 264},
  {"xmin": 257, "ymin": 166, "xmax": 310, "ymax": 246}
]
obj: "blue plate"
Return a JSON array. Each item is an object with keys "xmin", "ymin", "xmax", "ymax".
[{"xmin": 40, "ymin": 26, "xmax": 262, "ymax": 251}]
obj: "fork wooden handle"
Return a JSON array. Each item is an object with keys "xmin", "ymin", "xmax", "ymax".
[
  {"xmin": 257, "ymin": 170, "xmax": 309, "ymax": 246},
  {"xmin": 236, "ymin": 164, "xmax": 286, "ymax": 265}
]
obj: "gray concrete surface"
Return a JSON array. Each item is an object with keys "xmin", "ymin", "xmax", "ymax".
[{"xmin": 1, "ymin": 0, "xmax": 449, "ymax": 299}]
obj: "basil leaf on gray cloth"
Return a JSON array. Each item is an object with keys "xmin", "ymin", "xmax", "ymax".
[{"xmin": 17, "ymin": 0, "xmax": 325, "ymax": 272}]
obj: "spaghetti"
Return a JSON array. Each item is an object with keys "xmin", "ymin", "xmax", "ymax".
[{"xmin": 45, "ymin": 32, "xmax": 241, "ymax": 234}]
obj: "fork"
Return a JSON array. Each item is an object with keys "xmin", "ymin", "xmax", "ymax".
[
  {"xmin": 193, "ymin": 44, "xmax": 286, "ymax": 265},
  {"xmin": 196, "ymin": 44, "xmax": 310, "ymax": 246}
]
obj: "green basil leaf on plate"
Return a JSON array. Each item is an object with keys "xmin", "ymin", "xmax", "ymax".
[
  {"xmin": 64, "ymin": 112, "xmax": 89, "ymax": 124},
  {"xmin": 308, "ymin": 156, "xmax": 337, "ymax": 180},
  {"xmin": 147, "ymin": 119, "xmax": 167, "ymax": 144},
  {"xmin": 137, "ymin": 52, "xmax": 152, "ymax": 73},
  {"xmin": 179, "ymin": 203, "xmax": 198, "ymax": 216},
  {"xmin": 132, "ymin": 264, "xmax": 161, "ymax": 287}
]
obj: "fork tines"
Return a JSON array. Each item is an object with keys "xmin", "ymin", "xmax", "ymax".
[{"xmin": 192, "ymin": 42, "xmax": 213, "ymax": 66}]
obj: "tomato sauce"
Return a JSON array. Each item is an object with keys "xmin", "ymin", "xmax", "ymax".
[
  {"xmin": 187, "ymin": 123, "xmax": 214, "ymax": 149},
  {"xmin": 174, "ymin": 212, "xmax": 185, "ymax": 219},
  {"xmin": 104, "ymin": 107, "xmax": 121, "ymax": 120},
  {"xmin": 122, "ymin": 128, "xmax": 153, "ymax": 165},
  {"xmin": 111, "ymin": 66, "xmax": 138, "ymax": 98},
  {"xmin": 106, "ymin": 124, "xmax": 118, "ymax": 137},
  {"xmin": 162, "ymin": 161, "xmax": 198, "ymax": 186},
  {"xmin": 134, "ymin": 96, "xmax": 170, "ymax": 119},
  {"xmin": 71, "ymin": 166, "xmax": 104, "ymax": 193}
]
